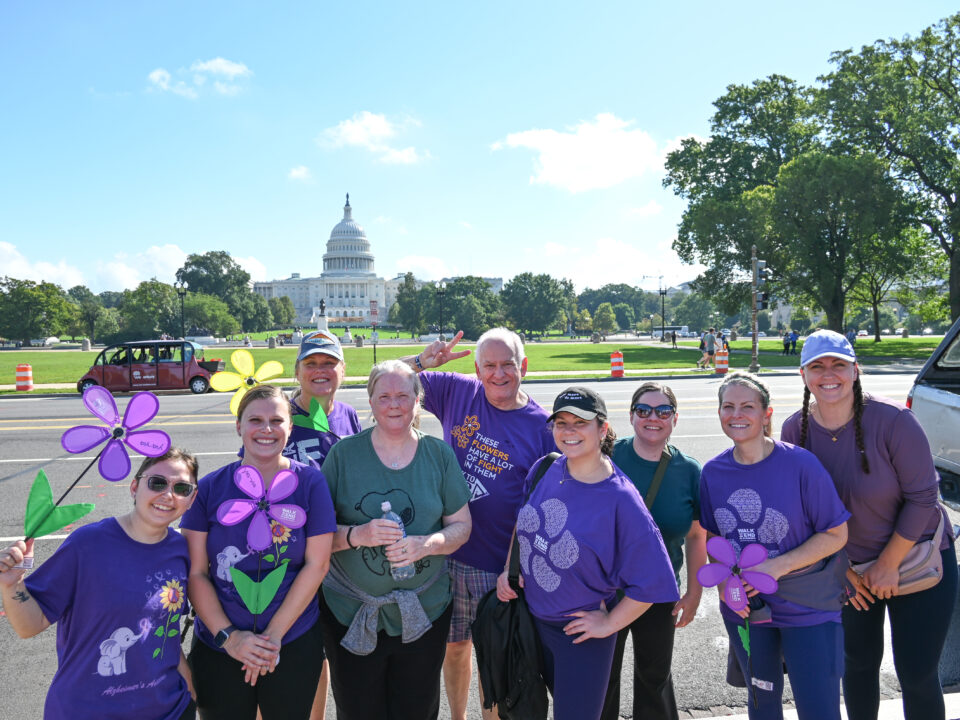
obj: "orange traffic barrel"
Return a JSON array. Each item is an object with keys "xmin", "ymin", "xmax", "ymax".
[
  {"xmin": 610, "ymin": 351, "xmax": 624, "ymax": 378},
  {"xmin": 16, "ymin": 363, "xmax": 34, "ymax": 391},
  {"xmin": 715, "ymin": 349, "xmax": 729, "ymax": 375}
]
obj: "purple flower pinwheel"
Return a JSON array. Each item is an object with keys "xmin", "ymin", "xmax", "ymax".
[
  {"xmin": 216, "ymin": 466, "xmax": 307, "ymax": 552},
  {"xmin": 61, "ymin": 387, "xmax": 172, "ymax": 482},
  {"xmin": 697, "ymin": 536, "xmax": 779, "ymax": 612}
]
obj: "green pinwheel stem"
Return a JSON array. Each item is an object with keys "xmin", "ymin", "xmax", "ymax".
[
  {"xmin": 291, "ymin": 397, "xmax": 330, "ymax": 433},
  {"xmin": 24, "ymin": 462, "xmax": 98, "ymax": 541}
]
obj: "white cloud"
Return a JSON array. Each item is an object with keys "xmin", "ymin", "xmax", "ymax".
[
  {"xmin": 147, "ymin": 57, "xmax": 250, "ymax": 99},
  {"xmin": 394, "ymin": 255, "xmax": 453, "ymax": 281},
  {"xmin": 625, "ymin": 200, "xmax": 663, "ymax": 218},
  {"xmin": 492, "ymin": 113, "xmax": 662, "ymax": 193},
  {"xmin": 288, "ymin": 165, "xmax": 312, "ymax": 181},
  {"xmin": 235, "ymin": 255, "xmax": 267, "ymax": 282},
  {"xmin": 319, "ymin": 111, "xmax": 426, "ymax": 165},
  {"xmin": 190, "ymin": 57, "xmax": 252, "ymax": 79},
  {"xmin": 94, "ymin": 244, "xmax": 188, "ymax": 291},
  {"xmin": 0, "ymin": 241, "xmax": 86, "ymax": 288},
  {"xmin": 459, "ymin": 221, "xmax": 474, "ymax": 230}
]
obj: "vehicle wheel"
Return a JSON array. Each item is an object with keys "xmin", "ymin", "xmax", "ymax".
[
  {"xmin": 190, "ymin": 376, "xmax": 210, "ymax": 394},
  {"xmin": 78, "ymin": 379, "xmax": 97, "ymax": 393}
]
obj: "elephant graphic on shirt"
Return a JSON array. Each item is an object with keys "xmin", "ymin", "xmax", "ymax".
[
  {"xmin": 97, "ymin": 625, "xmax": 146, "ymax": 677},
  {"xmin": 216, "ymin": 546, "xmax": 250, "ymax": 582}
]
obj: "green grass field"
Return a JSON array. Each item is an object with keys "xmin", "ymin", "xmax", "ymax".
[{"xmin": 0, "ymin": 336, "xmax": 940, "ymax": 388}]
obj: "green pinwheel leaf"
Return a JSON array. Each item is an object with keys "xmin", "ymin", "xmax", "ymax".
[
  {"xmin": 738, "ymin": 622, "xmax": 751, "ymax": 658},
  {"xmin": 230, "ymin": 563, "xmax": 289, "ymax": 615},
  {"xmin": 292, "ymin": 397, "xmax": 329, "ymax": 433},
  {"xmin": 24, "ymin": 469, "xmax": 95, "ymax": 539}
]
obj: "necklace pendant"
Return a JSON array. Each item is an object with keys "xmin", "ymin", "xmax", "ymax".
[
  {"xmin": 391, "ymin": 461, "xmax": 399, "ymax": 468},
  {"xmin": 832, "ymin": 436, "xmax": 838, "ymax": 442}
]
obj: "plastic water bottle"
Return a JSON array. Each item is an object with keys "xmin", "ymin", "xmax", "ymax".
[{"xmin": 381, "ymin": 501, "xmax": 415, "ymax": 581}]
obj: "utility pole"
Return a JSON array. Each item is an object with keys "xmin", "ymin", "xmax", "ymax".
[
  {"xmin": 750, "ymin": 247, "xmax": 759, "ymax": 373},
  {"xmin": 749, "ymin": 247, "xmax": 771, "ymax": 373}
]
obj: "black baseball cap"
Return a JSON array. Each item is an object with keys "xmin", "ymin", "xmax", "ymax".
[{"xmin": 548, "ymin": 386, "xmax": 607, "ymax": 421}]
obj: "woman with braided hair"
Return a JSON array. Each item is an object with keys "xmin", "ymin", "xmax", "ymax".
[{"xmin": 781, "ymin": 330, "xmax": 957, "ymax": 720}]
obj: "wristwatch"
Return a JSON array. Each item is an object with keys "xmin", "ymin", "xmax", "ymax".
[{"xmin": 214, "ymin": 625, "xmax": 237, "ymax": 648}]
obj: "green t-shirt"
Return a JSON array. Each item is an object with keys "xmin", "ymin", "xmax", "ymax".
[
  {"xmin": 320, "ymin": 427, "xmax": 472, "ymax": 635},
  {"xmin": 611, "ymin": 439, "xmax": 702, "ymax": 580}
]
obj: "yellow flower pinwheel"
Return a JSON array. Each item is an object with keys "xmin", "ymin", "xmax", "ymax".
[{"xmin": 210, "ymin": 349, "xmax": 284, "ymax": 415}]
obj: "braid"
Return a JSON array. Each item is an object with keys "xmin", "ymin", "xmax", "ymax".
[
  {"xmin": 853, "ymin": 378, "xmax": 870, "ymax": 474},
  {"xmin": 799, "ymin": 386, "xmax": 811, "ymax": 448}
]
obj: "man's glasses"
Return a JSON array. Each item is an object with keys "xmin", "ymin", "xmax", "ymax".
[
  {"xmin": 632, "ymin": 403, "xmax": 676, "ymax": 419},
  {"xmin": 143, "ymin": 475, "xmax": 196, "ymax": 498}
]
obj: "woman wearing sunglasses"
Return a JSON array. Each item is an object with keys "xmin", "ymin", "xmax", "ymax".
[
  {"xmin": 498, "ymin": 386, "xmax": 679, "ymax": 720},
  {"xmin": 0, "ymin": 448, "xmax": 201, "ymax": 720},
  {"xmin": 601, "ymin": 382, "xmax": 706, "ymax": 720}
]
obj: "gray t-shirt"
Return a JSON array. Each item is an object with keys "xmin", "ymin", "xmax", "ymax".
[{"xmin": 704, "ymin": 333, "xmax": 716, "ymax": 352}]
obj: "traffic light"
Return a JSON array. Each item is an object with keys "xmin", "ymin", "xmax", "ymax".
[
  {"xmin": 757, "ymin": 292, "xmax": 770, "ymax": 310},
  {"xmin": 757, "ymin": 260, "xmax": 770, "ymax": 286}
]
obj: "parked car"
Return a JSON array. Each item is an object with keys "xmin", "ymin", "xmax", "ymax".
[
  {"xmin": 77, "ymin": 340, "xmax": 222, "ymax": 394},
  {"xmin": 857, "ymin": 330, "xmax": 868, "ymax": 337},
  {"xmin": 907, "ymin": 316, "xmax": 960, "ymax": 507}
]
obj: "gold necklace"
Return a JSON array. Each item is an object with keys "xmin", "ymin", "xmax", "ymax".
[{"xmin": 813, "ymin": 406, "xmax": 853, "ymax": 442}]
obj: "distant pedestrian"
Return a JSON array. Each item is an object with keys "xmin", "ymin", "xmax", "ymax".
[
  {"xmin": 782, "ymin": 332, "xmax": 791, "ymax": 356},
  {"xmin": 671, "ymin": 331, "xmax": 678, "ymax": 349},
  {"xmin": 697, "ymin": 329, "xmax": 716, "ymax": 370},
  {"xmin": 789, "ymin": 330, "xmax": 799, "ymax": 355}
]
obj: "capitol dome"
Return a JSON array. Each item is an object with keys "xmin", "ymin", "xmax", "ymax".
[{"xmin": 323, "ymin": 193, "xmax": 375, "ymax": 276}]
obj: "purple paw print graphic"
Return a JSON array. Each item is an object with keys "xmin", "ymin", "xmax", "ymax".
[
  {"xmin": 516, "ymin": 498, "xmax": 580, "ymax": 592},
  {"xmin": 713, "ymin": 488, "xmax": 789, "ymax": 556}
]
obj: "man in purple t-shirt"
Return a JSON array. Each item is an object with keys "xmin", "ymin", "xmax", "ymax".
[{"xmin": 405, "ymin": 327, "xmax": 555, "ymax": 720}]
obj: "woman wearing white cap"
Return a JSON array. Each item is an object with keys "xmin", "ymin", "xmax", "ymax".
[{"xmin": 781, "ymin": 329, "xmax": 957, "ymax": 720}]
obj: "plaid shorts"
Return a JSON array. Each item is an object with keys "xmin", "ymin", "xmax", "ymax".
[{"xmin": 446, "ymin": 557, "xmax": 499, "ymax": 643}]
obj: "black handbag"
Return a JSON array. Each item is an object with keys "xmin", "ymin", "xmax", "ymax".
[{"xmin": 472, "ymin": 453, "xmax": 559, "ymax": 720}]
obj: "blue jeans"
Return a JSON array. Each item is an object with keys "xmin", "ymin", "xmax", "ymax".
[
  {"xmin": 723, "ymin": 619, "xmax": 843, "ymax": 720},
  {"xmin": 534, "ymin": 616, "xmax": 617, "ymax": 720},
  {"xmin": 842, "ymin": 543, "xmax": 958, "ymax": 720}
]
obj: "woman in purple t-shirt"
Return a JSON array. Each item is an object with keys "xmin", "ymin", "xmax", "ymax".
[
  {"xmin": 701, "ymin": 372, "xmax": 849, "ymax": 720},
  {"xmin": 498, "ymin": 386, "xmax": 679, "ymax": 720},
  {"xmin": 782, "ymin": 330, "xmax": 958, "ymax": 720},
  {"xmin": 0, "ymin": 448, "xmax": 201, "ymax": 720}
]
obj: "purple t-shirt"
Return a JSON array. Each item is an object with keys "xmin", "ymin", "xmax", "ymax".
[
  {"xmin": 180, "ymin": 459, "xmax": 337, "ymax": 649},
  {"xmin": 284, "ymin": 398, "xmax": 362, "ymax": 466},
  {"xmin": 516, "ymin": 456, "xmax": 679, "ymax": 624},
  {"xmin": 24, "ymin": 518, "xmax": 191, "ymax": 720},
  {"xmin": 699, "ymin": 441, "xmax": 850, "ymax": 627},
  {"xmin": 421, "ymin": 372, "xmax": 556, "ymax": 573},
  {"xmin": 782, "ymin": 394, "xmax": 948, "ymax": 563}
]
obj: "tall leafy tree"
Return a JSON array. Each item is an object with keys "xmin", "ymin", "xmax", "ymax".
[
  {"xmin": 0, "ymin": 278, "xmax": 75, "ymax": 344},
  {"xmin": 186, "ymin": 293, "xmax": 241, "ymax": 336},
  {"xmin": 177, "ymin": 251, "xmax": 255, "ymax": 327},
  {"xmin": 67, "ymin": 285, "xmax": 103, "ymax": 341},
  {"xmin": 117, "ymin": 280, "xmax": 179, "ymax": 340},
  {"xmin": 593, "ymin": 302, "xmax": 617, "ymax": 335},
  {"xmin": 246, "ymin": 294, "xmax": 274, "ymax": 332},
  {"xmin": 821, "ymin": 13, "xmax": 960, "ymax": 320},
  {"xmin": 394, "ymin": 273, "xmax": 425, "ymax": 336},
  {"xmin": 268, "ymin": 296, "xmax": 296, "ymax": 327},
  {"xmin": 500, "ymin": 273, "xmax": 567, "ymax": 336}
]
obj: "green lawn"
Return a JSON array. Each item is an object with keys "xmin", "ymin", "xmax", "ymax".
[{"xmin": 0, "ymin": 336, "xmax": 938, "ymax": 388}]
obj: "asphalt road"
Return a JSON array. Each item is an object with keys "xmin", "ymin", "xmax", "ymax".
[{"xmin": 0, "ymin": 372, "xmax": 935, "ymax": 718}]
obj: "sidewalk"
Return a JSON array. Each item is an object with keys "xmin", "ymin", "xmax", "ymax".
[{"xmin": 684, "ymin": 692, "xmax": 960, "ymax": 719}]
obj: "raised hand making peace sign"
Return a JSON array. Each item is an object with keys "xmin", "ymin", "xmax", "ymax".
[{"xmin": 410, "ymin": 330, "xmax": 472, "ymax": 371}]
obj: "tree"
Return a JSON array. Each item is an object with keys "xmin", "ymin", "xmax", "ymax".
[
  {"xmin": 612, "ymin": 303, "xmax": 634, "ymax": 331},
  {"xmin": 117, "ymin": 280, "xmax": 179, "ymax": 340},
  {"xmin": 394, "ymin": 273, "xmax": 426, "ymax": 336},
  {"xmin": 821, "ymin": 14, "xmax": 960, "ymax": 320},
  {"xmin": 186, "ymin": 293, "xmax": 241, "ymax": 337},
  {"xmin": 67, "ymin": 285, "xmax": 103, "ymax": 340},
  {"xmin": 575, "ymin": 309, "xmax": 593, "ymax": 334},
  {"xmin": 246, "ymin": 294, "xmax": 273, "ymax": 332},
  {"xmin": 593, "ymin": 303, "xmax": 617, "ymax": 335},
  {"xmin": 0, "ymin": 278, "xmax": 75, "ymax": 344},
  {"xmin": 671, "ymin": 292, "xmax": 717, "ymax": 331},
  {"xmin": 664, "ymin": 75, "xmax": 821, "ymax": 313},
  {"xmin": 441, "ymin": 276, "xmax": 503, "ymax": 336},
  {"xmin": 500, "ymin": 273, "xmax": 567, "ymax": 336},
  {"xmin": 177, "ymin": 251, "xmax": 257, "ymax": 328},
  {"xmin": 268, "ymin": 296, "xmax": 296, "ymax": 327},
  {"xmin": 98, "ymin": 290, "xmax": 124, "ymax": 308},
  {"xmin": 451, "ymin": 295, "xmax": 487, "ymax": 340}
]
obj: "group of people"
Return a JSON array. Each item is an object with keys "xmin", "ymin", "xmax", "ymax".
[
  {"xmin": 0, "ymin": 327, "xmax": 955, "ymax": 720},
  {"xmin": 781, "ymin": 329, "xmax": 799, "ymax": 355}
]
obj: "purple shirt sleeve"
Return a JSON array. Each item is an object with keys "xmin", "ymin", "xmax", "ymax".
[{"xmin": 886, "ymin": 407, "xmax": 941, "ymax": 541}]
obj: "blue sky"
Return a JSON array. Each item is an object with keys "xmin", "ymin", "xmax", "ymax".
[{"xmin": 1, "ymin": 1, "xmax": 956, "ymax": 294}]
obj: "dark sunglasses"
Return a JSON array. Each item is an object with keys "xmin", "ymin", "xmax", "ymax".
[
  {"xmin": 632, "ymin": 403, "xmax": 675, "ymax": 419},
  {"xmin": 143, "ymin": 475, "xmax": 196, "ymax": 498}
]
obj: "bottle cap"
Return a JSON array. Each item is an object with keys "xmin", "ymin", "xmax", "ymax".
[{"xmin": 381, "ymin": 501, "xmax": 391, "ymax": 512}]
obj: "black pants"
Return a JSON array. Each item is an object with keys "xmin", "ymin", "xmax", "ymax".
[
  {"xmin": 318, "ymin": 592, "xmax": 452, "ymax": 720},
  {"xmin": 842, "ymin": 543, "xmax": 958, "ymax": 720},
  {"xmin": 189, "ymin": 620, "xmax": 325, "ymax": 720},
  {"xmin": 600, "ymin": 601, "xmax": 679, "ymax": 720}
]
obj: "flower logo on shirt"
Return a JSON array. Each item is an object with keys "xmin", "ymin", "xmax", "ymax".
[
  {"xmin": 263, "ymin": 520, "xmax": 291, "ymax": 567},
  {"xmin": 451, "ymin": 415, "xmax": 480, "ymax": 449},
  {"xmin": 151, "ymin": 579, "xmax": 184, "ymax": 660},
  {"xmin": 516, "ymin": 498, "xmax": 580, "ymax": 593},
  {"xmin": 712, "ymin": 488, "xmax": 789, "ymax": 557}
]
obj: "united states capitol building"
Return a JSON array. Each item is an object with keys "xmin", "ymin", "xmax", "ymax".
[{"xmin": 253, "ymin": 195, "xmax": 501, "ymax": 325}]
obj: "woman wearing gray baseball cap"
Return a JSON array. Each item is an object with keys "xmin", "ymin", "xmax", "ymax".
[{"xmin": 781, "ymin": 329, "xmax": 957, "ymax": 720}]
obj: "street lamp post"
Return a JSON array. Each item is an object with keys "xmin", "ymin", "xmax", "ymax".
[
  {"xmin": 659, "ymin": 287, "xmax": 667, "ymax": 342},
  {"xmin": 436, "ymin": 281, "xmax": 447, "ymax": 341},
  {"xmin": 174, "ymin": 280, "xmax": 188, "ymax": 340}
]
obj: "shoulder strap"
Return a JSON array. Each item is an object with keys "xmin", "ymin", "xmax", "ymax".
[
  {"xmin": 509, "ymin": 453, "xmax": 560, "ymax": 586},
  {"xmin": 644, "ymin": 449, "xmax": 672, "ymax": 509}
]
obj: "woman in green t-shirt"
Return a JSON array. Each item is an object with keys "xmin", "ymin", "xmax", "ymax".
[
  {"xmin": 317, "ymin": 359, "xmax": 472, "ymax": 720},
  {"xmin": 601, "ymin": 381, "xmax": 707, "ymax": 720}
]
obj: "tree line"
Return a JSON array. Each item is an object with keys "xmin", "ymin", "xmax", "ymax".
[
  {"xmin": 0, "ymin": 251, "xmax": 296, "ymax": 345},
  {"xmin": 664, "ymin": 12, "xmax": 960, "ymax": 334}
]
